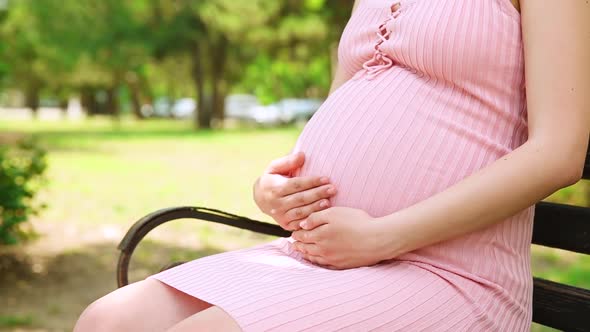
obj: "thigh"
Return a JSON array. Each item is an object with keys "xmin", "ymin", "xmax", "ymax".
[
  {"xmin": 75, "ymin": 278, "xmax": 212, "ymax": 332},
  {"xmin": 167, "ymin": 306, "xmax": 242, "ymax": 332}
]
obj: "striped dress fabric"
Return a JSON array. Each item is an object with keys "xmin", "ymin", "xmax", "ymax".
[{"xmin": 150, "ymin": 0, "xmax": 534, "ymax": 330}]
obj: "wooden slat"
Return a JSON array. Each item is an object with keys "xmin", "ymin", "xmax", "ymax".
[
  {"xmin": 533, "ymin": 201, "xmax": 590, "ymax": 255},
  {"xmin": 533, "ymin": 277, "xmax": 590, "ymax": 332}
]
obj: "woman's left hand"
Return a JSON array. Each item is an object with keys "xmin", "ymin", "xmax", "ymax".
[{"xmin": 291, "ymin": 206, "xmax": 388, "ymax": 270}]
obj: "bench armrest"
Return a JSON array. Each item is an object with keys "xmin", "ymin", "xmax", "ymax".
[{"xmin": 116, "ymin": 206, "xmax": 290, "ymax": 287}]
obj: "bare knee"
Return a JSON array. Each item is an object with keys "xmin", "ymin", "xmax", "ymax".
[
  {"xmin": 74, "ymin": 289, "xmax": 136, "ymax": 332},
  {"xmin": 74, "ymin": 279, "xmax": 210, "ymax": 332}
]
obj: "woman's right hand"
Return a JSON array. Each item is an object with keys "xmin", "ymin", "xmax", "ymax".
[{"xmin": 253, "ymin": 151, "xmax": 337, "ymax": 231}]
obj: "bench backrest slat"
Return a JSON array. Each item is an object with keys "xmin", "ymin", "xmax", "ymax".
[
  {"xmin": 533, "ymin": 277, "xmax": 590, "ymax": 332},
  {"xmin": 531, "ymin": 142, "xmax": 589, "ymax": 330},
  {"xmin": 532, "ymin": 201, "xmax": 590, "ymax": 255}
]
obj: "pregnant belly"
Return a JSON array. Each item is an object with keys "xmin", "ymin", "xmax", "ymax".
[{"xmin": 290, "ymin": 69, "xmax": 508, "ymax": 218}]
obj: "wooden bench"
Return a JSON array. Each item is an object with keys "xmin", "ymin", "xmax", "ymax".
[{"xmin": 116, "ymin": 148, "xmax": 590, "ymax": 332}]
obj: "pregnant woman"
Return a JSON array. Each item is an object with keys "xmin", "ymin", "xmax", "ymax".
[{"xmin": 75, "ymin": 0, "xmax": 589, "ymax": 331}]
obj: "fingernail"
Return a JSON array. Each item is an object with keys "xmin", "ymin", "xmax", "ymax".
[
  {"xmin": 299, "ymin": 221, "xmax": 308, "ymax": 228},
  {"xmin": 327, "ymin": 187, "xmax": 336, "ymax": 194},
  {"xmin": 320, "ymin": 177, "xmax": 329, "ymax": 184},
  {"xmin": 320, "ymin": 200, "xmax": 328, "ymax": 208}
]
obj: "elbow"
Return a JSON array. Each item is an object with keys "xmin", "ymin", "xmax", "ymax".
[
  {"xmin": 560, "ymin": 164, "xmax": 584, "ymax": 187},
  {"xmin": 526, "ymin": 139, "xmax": 586, "ymax": 188},
  {"xmin": 559, "ymin": 144, "xmax": 587, "ymax": 187},
  {"xmin": 551, "ymin": 157, "xmax": 585, "ymax": 188}
]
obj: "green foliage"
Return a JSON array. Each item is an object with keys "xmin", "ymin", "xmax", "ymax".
[
  {"xmin": 239, "ymin": 54, "xmax": 331, "ymax": 104},
  {"xmin": 24, "ymin": 0, "xmax": 153, "ymax": 87},
  {"xmin": 304, "ymin": 0, "xmax": 327, "ymax": 11},
  {"xmin": 0, "ymin": 137, "xmax": 47, "ymax": 245},
  {"xmin": 0, "ymin": 42, "xmax": 6, "ymax": 82},
  {"xmin": 0, "ymin": 1, "xmax": 6, "ymax": 81},
  {"xmin": 0, "ymin": 0, "xmax": 354, "ymax": 126}
]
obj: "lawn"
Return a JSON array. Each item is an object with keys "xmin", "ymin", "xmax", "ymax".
[{"xmin": 0, "ymin": 118, "xmax": 587, "ymax": 331}]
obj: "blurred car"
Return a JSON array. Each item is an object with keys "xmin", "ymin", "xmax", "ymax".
[
  {"xmin": 277, "ymin": 98, "xmax": 324, "ymax": 123},
  {"xmin": 171, "ymin": 98, "xmax": 196, "ymax": 118},
  {"xmin": 225, "ymin": 94, "xmax": 260, "ymax": 120},
  {"xmin": 39, "ymin": 98, "xmax": 61, "ymax": 107},
  {"xmin": 140, "ymin": 97, "xmax": 172, "ymax": 118},
  {"xmin": 249, "ymin": 104, "xmax": 283, "ymax": 126}
]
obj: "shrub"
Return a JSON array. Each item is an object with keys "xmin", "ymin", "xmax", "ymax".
[{"xmin": 0, "ymin": 136, "xmax": 47, "ymax": 245}]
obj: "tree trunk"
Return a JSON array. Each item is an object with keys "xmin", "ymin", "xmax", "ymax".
[
  {"xmin": 24, "ymin": 82, "xmax": 40, "ymax": 120},
  {"xmin": 58, "ymin": 97, "xmax": 68, "ymax": 119},
  {"xmin": 213, "ymin": 81, "xmax": 226, "ymax": 129},
  {"xmin": 211, "ymin": 39, "xmax": 228, "ymax": 126},
  {"xmin": 80, "ymin": 87, "xmax": 91, "ymax": 115},
  {"xmin": 192, "ymin": 43, "xmax": 211, "ymax": 129},
  {"xmin": 108, "ymin": 71, "xmax": 125, "ymax": 120},
  {"xmin": 138, "ymin": 71, "xmax": 154, "ymax": 108},
  {"xmin": 106, "ymin": 86, "xmax": 120, "ymax": 119},
  {"xmin": 128, "ymin": 81, "xmax": 144, "ymax": 119},
  {"xmin": 80, "ymin": 87, "xmax": 99, "ymax": 116}
]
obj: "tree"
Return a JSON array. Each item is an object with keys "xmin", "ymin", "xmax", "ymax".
[
  {"xmin": 0, "ymin": 1, "xmax": 49, "ymax": 117},
  {"xmin": 0, "ymin": 1, "xmax": 7, "ymax": 86},
  {"xmin": 0, "ymin": 0, "xmax": 354, "ymax": 127},
  {"xmin": 146, "ymin": 0, "xmax": 343, "ymax": 129},
  {"xmin": 26, "ymin": 0, "xmax": 154, "ymax": 118}
]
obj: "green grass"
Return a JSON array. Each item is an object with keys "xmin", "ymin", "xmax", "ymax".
[
  {"xmin": 1, "ymin": 118, "xmax": 589, "ymax": 332},
  {"xmin": 1, "ymin": 118, "xmax": 301, "ymax": 232},
  {"xmin": 0, "ymin": 315, "xmax": 34, "ymax": 327}
]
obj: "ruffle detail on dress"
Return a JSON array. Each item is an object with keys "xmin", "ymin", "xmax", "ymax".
[{"xmin": 352, "ymin": 1, "xmax": 404, "ymax": 80}]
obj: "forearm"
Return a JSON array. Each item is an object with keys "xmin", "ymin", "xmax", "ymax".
[{"xmin": 375, "ymin": 139, "xmax": 581, "ymax": 260}]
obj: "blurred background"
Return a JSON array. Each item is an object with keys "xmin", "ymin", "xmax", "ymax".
[{"xmin": 0, "ymin": 1, "xmax": 587, "ymax": 331}]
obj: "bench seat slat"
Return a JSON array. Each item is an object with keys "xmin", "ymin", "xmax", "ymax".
[
  {"xmin": 533, "ymin": 201, "xmax": 590, "ymax": 255},
  {"xmin": 533, "ymin": 277, "xmax": 590, "ymax": 332}
]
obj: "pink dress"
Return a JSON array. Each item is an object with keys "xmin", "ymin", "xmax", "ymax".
[{"xmin": 151, "ymin": 0, "xmax": 533, "ymax": 330}]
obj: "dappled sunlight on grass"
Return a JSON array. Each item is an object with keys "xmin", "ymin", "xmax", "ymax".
[{"xmin": 2, "ymin": 119, "xmax": 300, "ymax": 229}]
